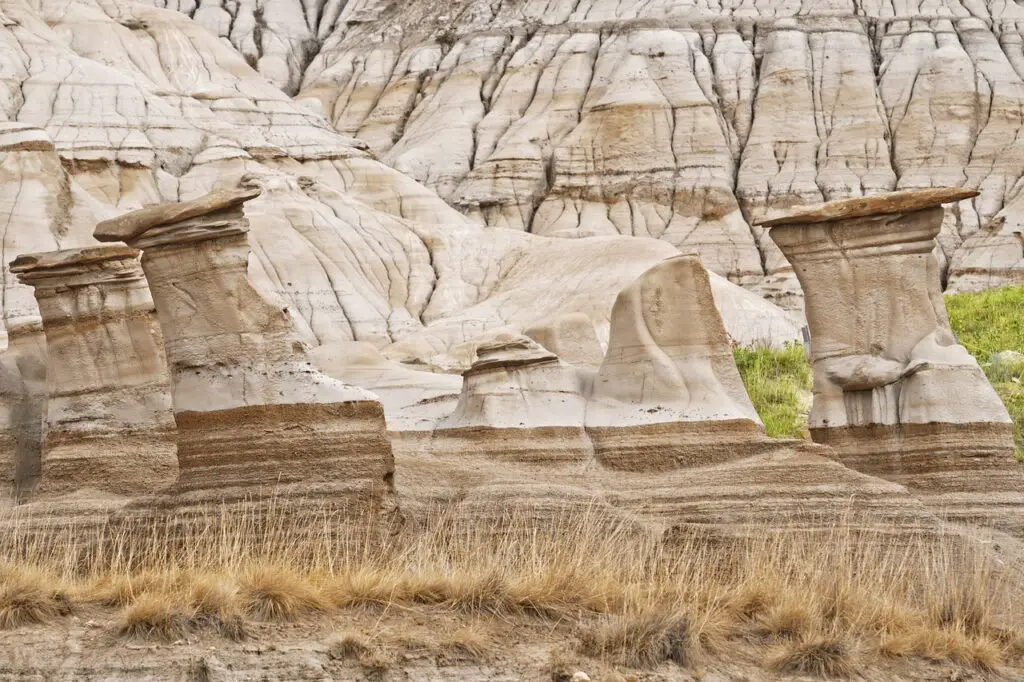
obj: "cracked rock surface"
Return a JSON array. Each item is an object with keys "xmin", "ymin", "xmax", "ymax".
[{"xmin": 152, "ymin": 0, "xmax": 1024, "ymax": 309}]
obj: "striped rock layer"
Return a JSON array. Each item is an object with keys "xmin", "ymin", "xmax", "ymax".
[
  {"xmin": 765, "ymin": 188, "xmax": 1021, "ymax": 536},
  {"xmin": 10, "ymin": 246, "xmax": 177, "ymax": 498},
  {"xmin": 95, "ymin": 189, "xmax": 397, "ymax": 517}
]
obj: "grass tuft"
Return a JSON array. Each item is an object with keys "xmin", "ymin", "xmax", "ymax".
[
  {"xmin": 439, "ymin": 627, "xmax": 491, "ymax": 661},
  {"xmin": 189, "ymin": 576, "xmax": 247, "ymax": 640},
  {"xmin": 577, "ymin": 606, "xmax": 692, "ymax": 667},
  {"xmin": 119, "ymin": 593, "xmax": 191, "ymax": 641},
  {"xmin": 0, "ymin": 565, "xmax": 71, "ymax": 629},
  {"xmin": 240, "ymin": 565, "xmax": 327, "ymax": 621},
  {"xmin": 328, "ymin": 631, "xmax": 373, "ymax": 660},
  {"xmin": 768, "ymin": 636, "xmax": 855, "ymax": 677}
]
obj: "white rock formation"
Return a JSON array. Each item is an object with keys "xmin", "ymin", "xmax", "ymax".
[
  {"xmin": 206, "ymin": 0, "xmax": 1024, "ymax": 309},
  {"xmin": 585, "ymin": 255, "xmax": 769, "ymax": 470},
  {"xmin": 94, "ymin": 187, "xmax": 397, "ymax": 513},
  {"xmin": 10, "ymin": 246, "xmax": 177, "ymax": 497},
  {"xmin": 431, "ymin": 334, "xmax": 591, "ymax": 463},
  {"xmin": 0, "ymin": 0, "xmax": 800, "ymax": 436},
  {"xmin": 762, "ymin": 188, "xmax": 1021, "ymax": 535},
  {"xmin": 524, "ymin": 313, "xmax": 605, "ymax": 369}
]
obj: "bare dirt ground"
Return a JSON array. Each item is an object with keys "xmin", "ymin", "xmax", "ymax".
[{"xmin": 0, "ymin": 605, "xmax": 1012, "ymax": 682}]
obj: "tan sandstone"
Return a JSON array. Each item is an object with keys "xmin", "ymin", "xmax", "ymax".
[
  {"xmin": 762, "ymin": 188, "xmax": 1022, "ymax": 536},
  {"xmin": 585, "ymin": 254, "xmax": 770, "ymax": 470},
  {"xmin": 430, "ymin": 334, "xmax": 592, "ymax": 464},
  {"xmin": 10, "ymin": 245, "xmax": 177, "ymax": 497},
  {"xmin": 93, "ymin": 188, "xmax": 397, "ymax": 516}
]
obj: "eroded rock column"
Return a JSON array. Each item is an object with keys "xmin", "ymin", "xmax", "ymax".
[
  {"xmin": 431, "ymin": 334, "xmax": 592, "ymax": 463},
  {"xmin": 94, "ymin": 188, "xmax": 396, "ymax": 514},
  {"xmin": 10, "ymin": 246, "xmax": 177, "ymax": 496},
  {"xmin": 0, "ymin": 319, "xmax": 47, "ymax": 498},
  {"xmin": 761, "ymin": 188, "xmax": 1021, "ymax": 534},
  {"xmin": 585, "ymin": 254, "xmax": 768, "ymax": 470}
]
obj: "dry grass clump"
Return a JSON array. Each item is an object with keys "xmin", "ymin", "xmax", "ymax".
[
  {"xmin": 768, "ymin": 636, "xmax": 856, "ymax": 677},
  {"xmin": 439, "ymin": 627, "xmax": 491, "ymax": 661},
  {"xmin": 328, "ymin": 630, "xmax": 374, "ymax": 660},
  {"xmin": 239, "ymin": 565, "xmax": 327, "ymax": 621},
  {"xmin": 189, "ymin": 576, "xmax": 247, "ymax": 640},
  {"xmin": 577, "ymin": 605, "xmax": 693, "ymax": 667},
  {"xmin": 327, "ymin": 631, "xmax": 391, "ymax": 675},
  {"xmin": 0, "ymin": 564, "xmax": 71, "ymax": 629},
  {"xmin": 0, "ymin": 501, "xmax": 1021, "ymax": 675},
  {"xmin": 119, "ymin": 593, "xmax": 191, "ymax": 641}
]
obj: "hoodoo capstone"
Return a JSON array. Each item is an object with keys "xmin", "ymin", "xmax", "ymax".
[
  {"xmin": 760, "ymin": 188, "xmax": 1021, "ymax": 534},
  {"xmin": 93, "ymin": 187, "xmax": 397, "ymax": 515},
  {"xmin": 585, "ymin": 254, "xmax": 769, "ymax": 470}
]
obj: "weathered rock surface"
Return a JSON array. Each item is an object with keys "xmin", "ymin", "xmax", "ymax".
[
  {"xmin": 0, "ymin": 319, "xmax": 47, "ymax": 497},
  {"xmin": 95, "ymin": 188, "xmax": 397, "ymax": 514},
  {"xmin": 524, "ymin": 313, "xmax": 605, "ymax": 369},
  {"xmin": 10, "ymin": 245, "xmax": 177, "ymax": 497},
  {"xmin": 586, "ymin": 255, "xmax": 770, "ymax": 470},
  {"xmin": 0, "ymin": 0, "xmax": 1018, "ymax": 550},
  {"xmin": 431, "ymin": 333, "xmax": 592, "ymax": 463},
  {"xmin": 157, "ymin": 0, "xmax": 1021, "ymax": 309},
  {"xmin": 0, "ymin": 0, "xmax": 801, "ymax": 434},
  {"xmin": 765, "ymin": 188, "xmax": 1022, "ymax": 536}
]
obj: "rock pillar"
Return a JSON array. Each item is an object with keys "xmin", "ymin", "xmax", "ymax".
[
  {"xmin": 761, "ymin": 188, "xmax": 1021, "ymax": 534},
  {"xmin": 10, "ymin": 246, "xmax": 177, "ymax": 496},
  {"xmin": 93, "ymin": 188, "xmax": 396, "ymax": 515},
  {"xmin": 0, "ymin": 319, "xmax": 47, "ymax": 498}
]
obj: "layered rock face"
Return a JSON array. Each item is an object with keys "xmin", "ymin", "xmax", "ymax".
[
  {"xmin": 763, "ymin": 188, "xmax": 1021, "ymax": 534},
  {"xmin": 94, "ymin": 188, "xmax": 396, "ymax": 513},
  {"xmin": 431, "ymin": 334, "xmax": 592, "ymax": 463},
  {"xmin": 10, "ymin": 246, "xmax": 177, "ymax": 497},
  {"xmin": 167, "ymin": 0, "xmax": 1023, "ymax": 311},
  {"xmin": 586, "ymin": 254, "xmax": 769, "ymax": 470}
]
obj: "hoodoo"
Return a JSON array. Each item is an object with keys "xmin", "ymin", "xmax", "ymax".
[
  {"xmin": 93, "ymin": 186, "xmax": 397, "ymax": 517},
  {"xmin": 761, "ymin": 188, "xmax": 1022, "ymax": 534},
  {"xmin": 10, "ymin": 246, "xmax": 177, "ymax": 497},
  {"xmin": 431, "ymin": 334, "xmax": 592, "ymax": 463},
  {"xmin": 0, "ymin": 318, "xmax": 47, "ymax": 498}
]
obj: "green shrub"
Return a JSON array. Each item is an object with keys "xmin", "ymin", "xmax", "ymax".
[
  {"xmin": 946, "ymin": 286, "xmax": 1024, "ymax": 460},
  {"xmin": 734, "ymin": 343, "xmax": 813, "ymax": 438}
]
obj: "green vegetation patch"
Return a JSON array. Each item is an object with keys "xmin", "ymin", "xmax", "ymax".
[
  {"xmin": 734, "ymin": 343, "xmax": 813, "ymax": 439},
  {"xmin": 946, "ymin": 285, "xmax": 1024, "ymax": 460}
]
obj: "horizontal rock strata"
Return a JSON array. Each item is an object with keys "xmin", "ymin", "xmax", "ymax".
[
  {"xmin": 94, "ymin": 188, "xmax": 397, "ymax": 517},
  {"xmin": 10, "ymin": 246, "xmax": 177, "ymax": 498},
  {"xmin": 765, "ymin": 188, "xmax": 1022, "ymax": 537},
  {"xmin": 0, "ymin": 319, "xmax": 47, "ymax": 498}
]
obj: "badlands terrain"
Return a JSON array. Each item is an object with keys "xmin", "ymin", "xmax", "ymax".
[{"xmin": 0, "ymin": 0, "xmax": 1022, "ymax": 679}]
